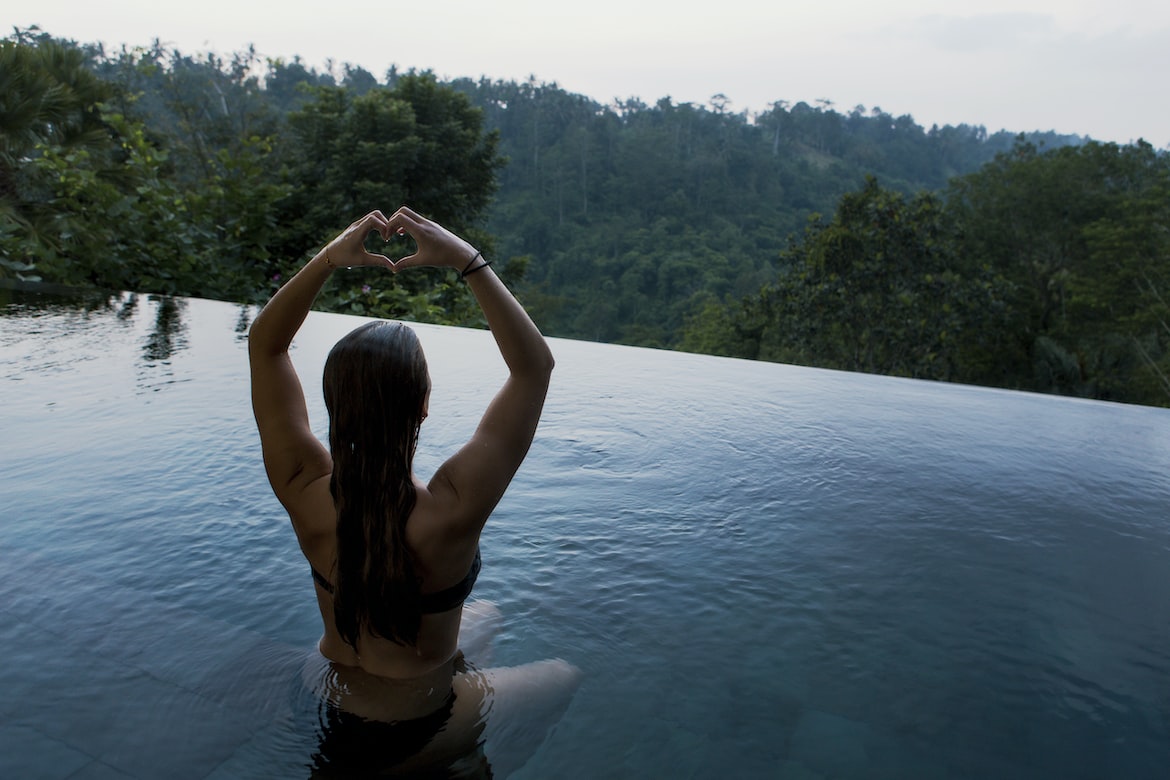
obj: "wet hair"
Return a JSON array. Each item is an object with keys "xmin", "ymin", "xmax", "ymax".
[{"xmin": 322, "ymin": 321, "xmax": 430, "ymax": 648}]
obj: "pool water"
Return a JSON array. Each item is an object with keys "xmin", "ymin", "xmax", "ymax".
[{"xmin": 2, "ymin": 286, "xmax": 1169, "ymax": 779}]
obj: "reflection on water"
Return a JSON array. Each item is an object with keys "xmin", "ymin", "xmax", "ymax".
[
  {"xmin": 117, "ymin": 292, "xmax": 138, "ymax": 321},
  {"xmin": 0, "ymin": 285, "xmax": 196, "ymax": 394},
  {"xmin": 142, "ymin": 295, "xmax": 188, "ymax": 364},
  {"xmin": 235, "ymin": 304, "xmax": 253, "ymax": 341},
  {"xmin": 2, "ymin": 285, "xmax": 1169, "ymax": 779}
]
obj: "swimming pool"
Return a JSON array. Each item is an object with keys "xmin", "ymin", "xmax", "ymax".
[{"xmin": 2, "ymin": 285, "xmax": 1169, "ymax": 779}]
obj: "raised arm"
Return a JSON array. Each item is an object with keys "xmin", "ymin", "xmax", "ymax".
[
  {"xmin": 389, "ymin": 207, "xmax": 554, "ymax": 533},
  {"xmin": 249, "ymin": 211, "xmax": 395, "ymax": 509}
]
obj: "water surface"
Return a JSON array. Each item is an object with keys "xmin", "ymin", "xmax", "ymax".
[{"xmin": 1, "ymin": 287, "xmax": 1168, "ymax": 778}]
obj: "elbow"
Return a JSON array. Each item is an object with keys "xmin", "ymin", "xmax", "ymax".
[
  {"xmin": 518, "ymin": 342, "xmax": 555, "ymax": 381},
  {"xmin": 537, "ymin": 343, "xmax": 556, "ymax": 376},
  {"xmin": 246, "ymin": 317, "xmax": 282, "ymax": 359},
  {"xmin": 246, "ymin": 320, "xmax": 264, "ymax": 356}
]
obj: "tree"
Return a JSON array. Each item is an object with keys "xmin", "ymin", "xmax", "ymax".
[
  {"xmin": 1079, "ymin": 182, "xmax": 1170, "ymax": 401},
  {"xmin": 273, "ymin": 72, "xmax": 503, "ymax": 324},
  {"xmin": 690, "ymin": 177, "xmax": 1009, "ymax": 381},
  {"xmin": 1, "ymin": 38, "xmax": 112, "ymax": 276},
  {"xmin": 947, "ymin": 140, "xmax": 1170, "ymax": 404},
  {"xmin": 0, "ymin": 35, "xmax": 292, "ymax": 300}
]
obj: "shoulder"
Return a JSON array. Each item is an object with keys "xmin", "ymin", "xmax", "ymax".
[
  {"xmin": 421, "ymin": 465, "xmax": 496, "ymax": 540},
  {"xmin": 409, "ymin": 478, "xmax": 482, "ymax": 563}
]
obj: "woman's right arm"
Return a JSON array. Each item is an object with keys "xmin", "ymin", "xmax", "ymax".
[
  {"xmin": 250, "ymin": 211, "xmax": 394, "ymax": 510},
  {"xmin": 389, "ymin": 207, "xmax": 554, "ymax": 533}
]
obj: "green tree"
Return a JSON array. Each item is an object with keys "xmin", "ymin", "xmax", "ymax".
[
  {"xmin": 947, "ymin": 140, "xmax": 1170, "ymax": 404},
  {"xmin": 0, "ymin": 35, "xmax": 287, "ymax": 300},
  {"xmin": 92, "ymin": 42, "xmax": 281, "ymax": 185},
  {"xmin": 274, "ymin": 72, "xmax": 503, "ymax": 324},
  {"xmin": 0, "ymin": 36, "xmax": 122, "ymax": 279},
  {"xmin": 682, "ymin": 177, "xmax": 1014, "ymax": 384},
  {"xmin": 1080, "ymin": 183, "xmax": 1170, "ymax": 401}
]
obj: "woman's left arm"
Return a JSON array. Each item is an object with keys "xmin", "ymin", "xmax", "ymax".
[{"xmin": 249, "ymin": 211, "xmax": 394, "ymax": 508}]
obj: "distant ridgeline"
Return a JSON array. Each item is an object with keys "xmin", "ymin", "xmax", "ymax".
[{"xmin": 3, "ymin": 29, "xmax": 1167, "ymax": 406}]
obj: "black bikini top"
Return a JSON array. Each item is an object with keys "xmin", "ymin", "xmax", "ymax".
[{"xmin": 310, "ymin": 548, "xmax": 481, "ymax": 614}]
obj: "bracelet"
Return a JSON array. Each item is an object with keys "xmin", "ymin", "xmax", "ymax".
[
  {"xmin": 462, "ymin": 257, "xmax": 493, "ymax": 278},
  {"xmin": 322, "ymin": 249, "xmax": 337, "ymax": 269},
  {"xmin": 460, "ymin": 251, "xmax": 483, "ymax": 277},
  {"xmin": 461, "ymin": 253, "xmax": 493, "ymax": 279}
]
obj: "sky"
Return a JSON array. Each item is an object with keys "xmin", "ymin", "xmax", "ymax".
[{"xmin": 7, "ymin": 0, "xmax": 1169, "ymax": 146}]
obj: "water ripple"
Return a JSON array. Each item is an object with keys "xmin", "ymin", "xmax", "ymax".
[{"xmin": 2, "ymin": 292, "xmax": 1169, "ymax": 779}]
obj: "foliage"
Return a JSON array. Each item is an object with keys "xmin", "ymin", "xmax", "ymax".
[
  {"xmin": 946, "ymin": 140, "xmax": 1170, "ymax": 403},
  {"xmin": 447, "ymin": 79, "xmax": 1081, "ymax": 346},
  {"xmin": 270, "ymin": 72, "xmax": 503, "ymax": 322},
  {"xmin": 1, "ymin": 36, "xmax": 118, "ymax": 280},
  {"xmin": 1, "ymin": 33, "xmax": 503, "ymax": 325},
  {"xmin": 683, "ymin": 178, "xmax": 1014, "ymax": 382},
  {"xmin": 687, "ymin": 143, "xmax": 1170, "ymax": 406},
  {"xmin": 5, "ymin": 30, "xmax": 1168, "ymax": 406}
]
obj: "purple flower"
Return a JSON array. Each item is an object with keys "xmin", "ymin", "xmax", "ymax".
[
  {"xmin": 272, "ymin": 273, "xmax": 281, "ymax": 282},
  {"xmin": 362, "ymin": 285, "xmax": 372, "ymax": 294}
]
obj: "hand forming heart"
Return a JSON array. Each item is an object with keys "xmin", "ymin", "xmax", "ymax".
[{"xmin": 323, "ymin": 208, "xmax": 479, "ymax": 273}]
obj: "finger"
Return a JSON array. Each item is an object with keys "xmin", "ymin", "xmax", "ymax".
[
  {"xmin": 337, "ymin": 217, "xmax": 382, "ymax": 250},
  {"xmin": 389, "ymin": 206, "xmax": 420, "ymax": 226},
  {"xmin": 359, "ymin": 248, "xmax": 392, "ymax": 267},
  {"xmin": 393, "ymin": 250, "xmax": 420, "ymax": 266},
  {"xmin": 360, "ymin": 210, "xmax": 392, "ymax": 240},
  {"xmin": 389, "ymin": 206, "xmax": 431, "ymax": 237},
  {"xmin": 390, "ymin": 251, "xmax": 427, "ymax": 273},
  {"xmin": 385, "ymin": 218, "xmax": 412, "ymax": 243}
]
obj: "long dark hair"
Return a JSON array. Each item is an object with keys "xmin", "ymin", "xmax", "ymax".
[{"xmin": 322, "ymin": 321, "xmax": 430, "ymax": 648}]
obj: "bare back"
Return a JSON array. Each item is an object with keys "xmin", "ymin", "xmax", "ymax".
[{"xmin": 294, "ymin": 472, "xmax": 482, "ymax": 680}]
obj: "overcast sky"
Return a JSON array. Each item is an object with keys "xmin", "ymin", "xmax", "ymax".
[{"xmin": 8, "ymin": 0, "xmax": 1169, "ymax": 146}]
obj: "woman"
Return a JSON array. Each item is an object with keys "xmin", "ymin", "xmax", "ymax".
[{"xmin": 249, "ymin": 207, "xmax": 579, "ymax": 776}]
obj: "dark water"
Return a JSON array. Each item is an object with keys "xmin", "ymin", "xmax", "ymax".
[{"xmin": 2, "ymin": 287, "xmax": 1168, "ymax": 779}]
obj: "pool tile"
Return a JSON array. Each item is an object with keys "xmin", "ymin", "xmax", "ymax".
[
  {"xmin": 202, "ymin": 720, "xmax": 317, "ymax": 780},
  {"xmin": 0, "ymin": 724, "xmax": 93, "ymax": 780},
  {"xmin": 0, "ymin": 548, "xmax": 310, "ymax": 778},
  {"xmin": 0, "ymin": 550, "xmax": 151, "ymax": 663},
  {"xmin": 195, "ymin": 638, "xmax": 307, "ymax": 722},
  {"xmin": 64, "ymin": 760, "xmax": 136, "ymax": 779},
  {"xmin": 88, "ymin": 680, "xmax": 257, "ymax": 779},
  {"xmin": 0, "ymin": 622, "xmax": 129, "ymax": 733},
  {"xmin": 776, "ymin": 759, "xmax": 827, "ymax": 780},
  {"xmin": 9, "ymin": 645, "xmax": 254, "ymax": 780},
  {"xmin": 857, "ymin": 729, "xmax": 955, "ymax": 780},
  {"xmin": 787, "ymin": 707, "xmax": 871, "ymax": 778},
  {"xmin": 8, "ymin": 647, "xmax": 143, "ymax": 742},
  {"xmin": 122, "ymin": 613, "xmax": 272, "ymax": 694},
  {"xmin": 0, "ymin": 609, "xmax": 38, "ymax": 719},
  {"xmin": 681, "ymin": 729, "xmax": 783, "ymax": 779}
]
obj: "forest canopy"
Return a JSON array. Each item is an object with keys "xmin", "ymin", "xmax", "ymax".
[{"xmin": 2, "ymin": 28, "xmax": 1167, "ymax": 406}]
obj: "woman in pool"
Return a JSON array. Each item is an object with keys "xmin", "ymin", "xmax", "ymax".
[{"xmin": 249, "ymin": 207, "xmax": 579, "ymax": 776}]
